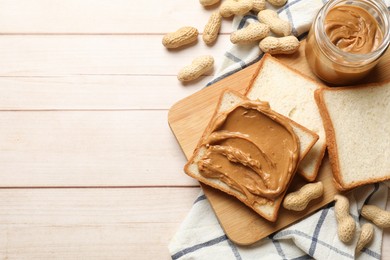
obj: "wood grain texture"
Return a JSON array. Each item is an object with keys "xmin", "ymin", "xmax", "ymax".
[
  {"xmin": 0, "ymin": 75, "xmax": 208, "ymax": 110},
  {"xmin": 0, "ymin": 188, "xmax": 200, "ymax": 259},
  {"xmin": 0, "ymin": 1, "xmax": 227, "ymax": 257},
  {"xmin": 0, "ymin": 110, "xmax": 196, "ymax": 186},
  {"xmin": 0, "ymin": 0, "xmax": 388, "ymax": 257},
  {"xmin": 168, "ymin": 42, "xmax": 390, "ymax": 245},
  {"xmin": 0, "ymin": 0, "xmax": 233, "ymax": 34},
  {"xmin": 0, "ymin": 35, "xmax": 229, "ymax": 76}
]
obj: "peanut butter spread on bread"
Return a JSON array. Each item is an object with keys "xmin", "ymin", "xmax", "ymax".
[{"xmin": 197, "ymin": 100, "xmax": 300, "ymax": 205}]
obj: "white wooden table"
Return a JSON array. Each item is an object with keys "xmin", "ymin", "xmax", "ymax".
[{"xmin": 0, "ymin": 1, "xmax": 388, "ymax": 259}]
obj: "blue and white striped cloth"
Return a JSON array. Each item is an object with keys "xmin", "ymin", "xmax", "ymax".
[
  {"xmin": 169, "ymin": 0, "xmax": 390, "ymax": 259},
  {"xmin": 170, "ymin": 184, "xmax": 388, "ymax": 260}
]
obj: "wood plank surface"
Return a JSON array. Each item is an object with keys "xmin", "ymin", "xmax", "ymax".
[
  {"xmin": 0, "ymin": 110, "xmax": 196, "ymax": 187},
  {"xmin": 0, "ymin": 188, "xmax": 200, "ymax": 259},
  {"xmin": 0, "ymin": 35, "xmax": 229, "ymax": 76},
  {"xmin": 0, "ymin": 0, "xmax": 387, "ymax": 258},
  {"xmin": 0, "ymin": 76, "xmax": 207, "ymax": 110},
  {"xmin": 0, "ymin": 0, "xmax": 233, "ymax": 34},
  {"xmin": 0, "ymin": 0, "xmax": 221, "ymax": 257}
]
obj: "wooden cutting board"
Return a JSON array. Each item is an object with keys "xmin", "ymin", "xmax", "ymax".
[{"xmin": 168, "ymin": 41, "xmax": 390, "ymax": 246}]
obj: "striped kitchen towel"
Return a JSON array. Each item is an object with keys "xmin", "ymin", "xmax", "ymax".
[
  {"xmin": 169, "ymin": 184, "xmax": 388, "ymax": 260},
  {"xmin": 169, "ymin": 0, "xmax": 390, "ymax": 259}
]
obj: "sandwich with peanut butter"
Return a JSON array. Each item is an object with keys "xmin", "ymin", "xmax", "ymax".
[
  {"xmin": 185, "ymin": 90, "xmax": 319, "ymax": 222},
  {"xmin": 246, "ymin": 54, "xmax": 326, "ymax": 182}
]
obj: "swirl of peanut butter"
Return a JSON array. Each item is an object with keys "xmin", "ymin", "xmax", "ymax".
[
  {"xmin": 197, "ymin": 100, "xmax": 299, "ymax": 204},
  {"xmin": 324, "ymin": 5, "xmax": 383, "ymax": 54}
]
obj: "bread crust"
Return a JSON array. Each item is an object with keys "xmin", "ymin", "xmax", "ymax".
[
  {"xmin": 314, "ymin": 81, "xmax": 390, "ymax": 190},
  {"xmin": 184, "ymin": 89, "xmax": 319, "ymax": 221},
  {"xmin": 245, "ymin": 54, "xmax": 326, "ymax": 182},
  {"xmin": 314, "ymin": 88, "xmax": 344, "ymax": 190}
]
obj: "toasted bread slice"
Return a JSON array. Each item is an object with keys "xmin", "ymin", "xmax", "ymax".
[
  {"xmin": 315, "ymin": 80, "xmax": 390, "ymax": 190},
  {"xmin": 185, "ymin": 90, "xmax": 319, "ymax": 221},
  {"xmin": 245, "ymin": 54, "xmax": 326, "ymax": 181}
]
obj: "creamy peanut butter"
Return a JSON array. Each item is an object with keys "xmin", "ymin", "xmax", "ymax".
[
  {"xmin": 324, "ymin": 5, "xmax": 383, "ymax": 54},
  {"xmin": 197, "ymin": 100, "xmax": 299, "ymax": 205},
  {"xmin": 305, "ymin": 2, "xmax": 387, "ymax": 85}
]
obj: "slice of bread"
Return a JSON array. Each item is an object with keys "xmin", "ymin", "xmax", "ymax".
[
  {"xmin": 315, "ymin": 80, "xmax": 390, "ymax": 190},
  {"xmin": 185, "ymin": 89, "xmax": 319, "ymax": 221},
  {"xmin": 246, "ymin": 54, "xmax": 326, "ymax": 181}
]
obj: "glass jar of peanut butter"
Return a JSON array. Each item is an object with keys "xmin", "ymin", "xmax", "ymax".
[{"xmin": 305, "ymin": 0, "xmax": 390, "ymax": 85}]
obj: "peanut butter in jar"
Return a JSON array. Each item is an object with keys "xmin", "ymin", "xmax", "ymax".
[{"xmin": 305, "ymin": 0, "xmax": 390, "ymax": 85}]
